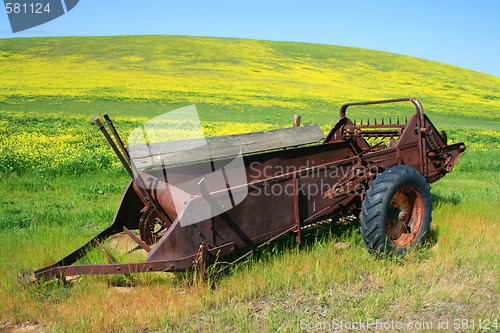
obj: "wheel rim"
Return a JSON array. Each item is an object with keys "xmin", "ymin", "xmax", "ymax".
[
  {"xmin": 385, "ymin": 186, "xmax": 425, "ymax": 248},
  {"xmin": 139, "ymin": 208, "xmax": 168, "ymax": 245}
]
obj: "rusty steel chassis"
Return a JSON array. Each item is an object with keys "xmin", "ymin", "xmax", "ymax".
[{"xmin": 34, "ymin": 98, "xmax": 465, "ymax": 280}]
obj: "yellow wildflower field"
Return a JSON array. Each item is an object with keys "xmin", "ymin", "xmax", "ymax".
[
  {"xmin": 0, "ymin": 111, "xmax": 280, "ymax": 174},
  {"xmin": 0, "ymin": 36, "xmax": 498, "ymax": 117},
  {"xmin": 0, "ymin": 110, "xmax": 497, "ymax": 175},
  {"xmin": 0, "ymin": 36, "xmax": 498, "ymax": 175}
]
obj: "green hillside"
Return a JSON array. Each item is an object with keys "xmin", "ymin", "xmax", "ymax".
[
  {"xmin": 0, "ymin": 35, "xmax": 498, "ymax": 126},
  {"xmin": 0, "ymin": 36, "xmax": 498, "ymax": 332},
  {"xmin": 1, "ymin": 35, "xmax": 498, "ymax": 176}
]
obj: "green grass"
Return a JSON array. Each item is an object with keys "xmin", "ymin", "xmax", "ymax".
[
  {"xmin": 0, "ymin": 35, "xmax": 498, "ymax": 332},
  {"xmin": 0, "ymin": 152, "xmax": 498, "ymax": 331}
]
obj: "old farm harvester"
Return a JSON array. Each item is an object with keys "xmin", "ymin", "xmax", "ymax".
[{"xmin": 35, "ymin": 98, "xmax": 465, "ymax": 280}]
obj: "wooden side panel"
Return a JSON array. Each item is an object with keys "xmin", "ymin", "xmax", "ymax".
[{"xmin": 129, "ymin": 124, "xmax": 326, "ymax": 168}]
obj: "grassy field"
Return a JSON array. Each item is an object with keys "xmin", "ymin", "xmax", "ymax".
[{"xmin": 0, "ymin": 35, "xmax": 498, "ymax": 332}]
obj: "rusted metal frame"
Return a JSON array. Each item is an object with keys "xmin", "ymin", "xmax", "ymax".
[
  {"xmin": 323, "ymin": 171, "xmax": 371, "ymax": 200},
  {"xmin": 322, "ymin": 158, "xmax": 360, "ymax": 199},
  {"xmin": 395, "ymin": 146, "xmax": 403, "ymax": 165},
  {"xmin": 292, "ymin": 173, "xmax": 301, "ymax": 243},
  {"xmin": 353, "ymin": 117, "xmax": 408, "ymax": 126},
  {"xmin": 219, "ymin": 212, "xmax": 255, "ymax": 248},
  {"xmin": 344, "ymin": 130, "xmax": 401, "ymax": 136},
  {"xmin": 344, "ymin": 135, "xmax": 400, "ymax": 142},
  {"xmin": 424, "ymin": 126, "xmax": 454, "ymax": 175},
  {"xmin": 32, "ymin": 98, "xmax": 466, "ymax": 282},
  {"xmin": 102, "ymin": 115, "xmax": 168, "ymax": 223},
  {"xmin": 103, "ymin": 115, "xmax": 174, "ymax": 224},
  {"xmin": 345, "ymin": 133, "xmax": 400, "ymax": 139},
  {"xmin": 318, "ymin": 143, "xmax": 413, "ymax": 214},
  {"xmin": 357, "ymin": 141, "xmax": 386, "ymax": 155},
  {"xmin": 92, "ymin": 117, "xmax": 146, "ymax": 200},
  {"xmin": 425, "ymin": 126, "xmax": 444, "ymax": 152},
  {"xmin": 415, "ymin": 104, "xmax": 427, "ymax": 176},
  {"xmin": 129, "ymin": 167, "xmax": 174, "ymax": 227},
  {"xmin": 319, "ymin": 154, "xmax": 373, "ymax": 215},
  {"xmin": 34, "ymin": 227, "xmax": 117, "ymax": 280},
  {"xmin": 211, "ymin": 225, "xmax": 297, "ymax": 277},
  {"xmin": 92, "ymin": 117, "xmax": 135, "ymax": 179},
  {"xmin": 417, "ymin": 130, "xmax": 426, "ymax": 175},
  {"xmin": 339, "ymin": 130, "xmax": 365, "ymax": 155},
  {"xmin": 93, "ymin": 116, "xmax": 172, "ymax": 227},
  {"xmin": 344, "ymin": 124, "xmax": 405, "ymax": 129},
  {"xmin": 123, "ymin": 226, "xmax": 152, "ymax": 252},
  {"xmin": 199, "ymin": 178, "xmax": 254, "ymax": 248},
  {"xmin": 245, "ymin": 155, "xmax": 364, "ymax": 196},
  {"xmin": 339, "ymin": 97, "xmax": 424, "ymax": 118},
  {"xmin": 220, "ymin": 165, "xmax": 236, "ymax": 208},
  {"xmin": 323, "ymin": 117, "xmax": 351, "ymax": 143},
  {"xmin": 303, "ymin": 193, "xmax": 359, "ymax": 225},
  {"xmin": 94, "ymin": 239, "xmax": 114, "ymax": 264},
  {"xmin": 145, "ymin": 176, "xmax": 173, "ymax": 227},
  {"xmin": 206, "ymin": 144, "xmax": 408, "ymax": 201},
  {"xmin": 102, "ymin": 113, "xmax": 131, "ymax": 161},
  {"xmin": 36, "ymin": 256, "xmax": 198, "ymax": 280},
  {"xmin": 392, "ymin": 158, "xmax": 443, "ymax": 175},
  {"xmin": 210, "ymin": 217, "xmax": 217, "ymax": 249},
  {"xmin": 425, "ymin": 169, "xmax": 446, "ymax": 182}
]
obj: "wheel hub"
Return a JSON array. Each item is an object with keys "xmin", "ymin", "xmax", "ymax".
[
  {"xmin": 386, "ymin": 186, "xmax": 424, "ymax": 248},
  {"xmin": 139, "ymin": 207, "xmax": 168, "ymax": 246}
]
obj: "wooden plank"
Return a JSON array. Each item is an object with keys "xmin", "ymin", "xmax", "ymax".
[{"xmin": 128, "ymin": 124, "xmax": 325, "ymax": 168}]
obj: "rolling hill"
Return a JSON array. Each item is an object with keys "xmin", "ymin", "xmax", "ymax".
[
  {"xmin": 0, "ymin": 35, "xmax": 498, "ymax": 332},
  {"xmin": 0, "ymin": 35, "xmax": 498, "ymax": 127}
]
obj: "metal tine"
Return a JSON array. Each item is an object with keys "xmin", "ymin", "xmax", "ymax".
[
  {"xmin": 382, "ymin": 118, "xmax": 385, "ymax": 125},
  {"xmin": 405, "ymin": 116, "xmax": 408, "ymax": 123},
  {"xmin": 389, "ymin": 117, "xmax": 392, "ymax": 124},
  {"xmin": 367, "ymin": 118, "xmax": 370, "ymax": 125},
  {"xmin": 354, "ymin": 119, "xmax": 357, "ymax": 125},
  {"xmin": 397, "ymin": 117, "xmax": 400, "ymax": 124},
  {"xmin": 374, "ymin": 118, "xmax": 377, "ymax": 125},
  {"xmin": 361, "ymin": 119, "xmax": 363, "ymax": 125}
]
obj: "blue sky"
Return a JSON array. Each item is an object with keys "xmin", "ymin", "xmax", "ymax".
[{"xmin": 1, "ymin": 0, "xmax": 499, "ymax": 76}]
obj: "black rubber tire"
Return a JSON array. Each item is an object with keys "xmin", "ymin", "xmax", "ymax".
[{"xmin": 360, "ymin": 165, "xmax": 432, "ymax": 255}]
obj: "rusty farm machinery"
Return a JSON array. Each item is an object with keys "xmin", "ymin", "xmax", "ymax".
[{"xmin": 34, "ymin": 98, "xmax": 465, "ymax": 280}]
